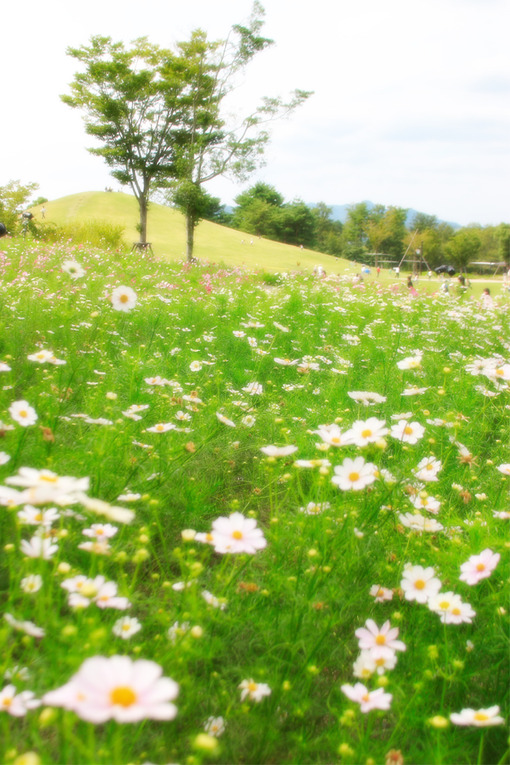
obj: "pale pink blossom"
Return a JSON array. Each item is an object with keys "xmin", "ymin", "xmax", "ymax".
[
  {"xmin": 211, "ymin": 512, "xmax": 267, "ymax": 554},
  {"xmin": 355, "ymin": 619, "xmax": 406, "ymax": 660},
  {"xmin": 459, "ymin": 549, "xmax": 500, "ymax": 585},
  {"xmin": 341, "ymin": 682, "xmax": 392, "ymax": 712},
  {"xmin": 43, "ymin": 655, "xmax": 178, "ymax": 723}
]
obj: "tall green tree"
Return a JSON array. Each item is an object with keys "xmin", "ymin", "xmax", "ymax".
[
  {"xmin": 171, "ymin": 4, "xmax": 311, "ymax": 260},
  {"xmin": 62, "ymin": 36, "xmax": 185, "ymax": 244},
  {"xmin": 445, "ymin": 228, "xmax": 482, "ymax": 271},
  {"xmin": 0, "ymin": 180, "xmax": 39, "ymax": 234}
]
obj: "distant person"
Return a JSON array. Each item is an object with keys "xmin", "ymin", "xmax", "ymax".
[
  {"xmin": 394, "ymin": 266, "xmax": 400, "ymax": 278},
  {"xmin": 407, "ymin": 275, "xmax": 413, "ymax": 289},
  {"xmin": 481, "ymin": 287, "xmax": 494, "ymax": 308},
  {"xmin": 376, "ymin": 266, "xmax": 381, "ymax": 278},
  {"xmin": 428, "ymin": 270, "xmax": 433, "ymax": 279},
  {"xmin": 41, "ymin": 206, "xmax": 46, "ymax": 219}
]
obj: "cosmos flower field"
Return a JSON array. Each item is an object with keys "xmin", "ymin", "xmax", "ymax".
[{"xmin": 0, "ymin": 239, "xmax": 508, "ymax": 765}]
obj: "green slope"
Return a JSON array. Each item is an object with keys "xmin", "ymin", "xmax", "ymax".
[{"xmin": 31, "ymin": 191, "xmax": 351, "ymax": 273}]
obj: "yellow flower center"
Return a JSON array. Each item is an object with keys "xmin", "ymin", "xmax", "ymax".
[
  {"xmin": 232, "ymin": 530, "xmax": 243, "ymax": 540},
  {"xmin": 119, "ymin": 294, "xmax": 129, "ymax": 303},
  {"xmin": 375, "ymin": 658, "xmax": 385, "ymax": 667},
  {"xmin": 80, "ymin": 583, "xmax": 98, "ymax": 598},
  {"xmin": 110, "ymin": 686, "xmax": 137, "ymax": 707},
  {"xmin": 361, "ymin": 429, "xmax": 372, "ymax": 439},
  {"xmin": 439, "ymin": 601, "xmax": 450, "ymax": 610},
  {"xmin": 331, "ymin": 437, "xmax": 341, "ymax": 444},
  {"xmin": 362, "ymin": 693, "xmax": 370, "ymax": 702},
  {"xmin": 474, "ymin": 712, "xmax": 489, "ymax": 721},
  {"xmin": 375, "ymin": 634, "xmax": 386, "ymax": 645},
  {"xmin": 404, "ymin": 426, "xmax": 413, "ymax": 435},
  {"xmin": 19, "ymin": 410, "xmax": 28, "ymax": 418},
  {"xmin": 348, "ymin": 472, "xmax": 360, "ymax": 482},
  {"xmin": 476, "ymin": 563, "xmax": 486, "ymax": 572},
  {"xmin": 2, "ymin": 697, "xmax": 12, "ymax": 707},
  {"xmin": 414, "ymin": 579, "xmax": 426, "ymax": 590},
  {"xmin": 248, "ymin": 682, "xmax": 258, "ymax": 693},
  {"xmin": 451, "ymin": 608, "xmax": 461, "ymax": 616},
  {"xmin": 40, "ymin": 474, "xmax": 58, "ymax": 483}
]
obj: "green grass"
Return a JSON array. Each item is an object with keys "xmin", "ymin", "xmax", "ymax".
[
  {"xmin": 30, "ymin": 191, "xmax": 349, "ymax": 273},
  {"xmin": 0, "ymin": 237, "xmax": 508, "ymax": 765}
]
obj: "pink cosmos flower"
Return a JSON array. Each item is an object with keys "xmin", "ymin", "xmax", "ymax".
[
  {"xmin": 211, "ymin": 512, "xmax": 267, "ymax": 554},
  {"xmin": 341, "ymin": 682, "xmax": 392, "ymax": 713},
  {"xmin": 459, "ymin": 549, "xmax": 500, "ymax": 585},
  {"xmin": 355, "ymin": 620, "xmax": 406, "ymax": 660},
  {"xmin": 43, "ymin": 655, "xmax": 178, "ymax": 723}
]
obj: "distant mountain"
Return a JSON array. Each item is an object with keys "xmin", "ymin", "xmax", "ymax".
[{"xmin": 311, "ymin": 201, "xmax": 460, "ymax": 230}]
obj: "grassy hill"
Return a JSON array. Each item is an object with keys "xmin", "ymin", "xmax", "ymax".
[{"xmin": 31, "ymin": 191, "xmax": 351, "ymax": 274}]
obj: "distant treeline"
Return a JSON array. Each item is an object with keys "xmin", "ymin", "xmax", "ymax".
[{"xmin": 200, "ymin": 182, "xmax": 510, "ymax": 270}]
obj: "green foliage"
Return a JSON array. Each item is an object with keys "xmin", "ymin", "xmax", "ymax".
[
  {"xmin": 38, "ymin": 218, "xmax": 126, "ymax": 248},
  {"xmin": 0, "ymin": 179, "xmax": 39, "ymax": 234},
  {"xmin": 445, "ymin": 228, "xmax": 482, "ymax": 271}
]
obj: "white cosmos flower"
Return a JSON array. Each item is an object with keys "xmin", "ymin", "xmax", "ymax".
[
  {"xmin": 389, "ymin": 420, "xmax": 425, "ymax": 444},
  {"xmin": 342, "ymin": 417, "xmax": 388, "ymax": 446},
  {"xmin": 347, "ymin": 391, "xmax": 387, "ymax": 406},
  {"xmin": 397, "ymin": 354, "xmax": 423, "ymax": 370},
  {"xmin": 260, "ymin": 445, "xmax": 298, "ymax": 457},
  {"xmin": 62, "ymin": 260, "xmax": 85, "ymax": 279},
  {"xmin": 4, "ymin": 613, "xmax": 45, "ymax": 638},
  {"xmin": 20, "ymin": 535, "xmax": 58, "ymax": 559},
  {"xmin": 6, "ymin": 468, "xmax": 89, "ymax": 494},
  {"xmin": 211, "ymin": 512, "xmax": 267, "ymax": 554},
  {"xmin": 314, "ymin": 423, "xmax": 349, "ymax": 447},
  {"xmin": 410, "ymin": 494, "xmax": 441, "ymax": 514},
  {"xmin": 341, "ymin": 683, "xmax": 392, "ymax": 713},
  {"xmin": 20, "ymin": 574, "xmax": 43, "ymax": 594},
  {"xmin": 242, "ymin": 382, "xmax": 263, "ymax": 395},
  {"xmin": 216, "ymin": 412, "xmax": 236, "ymax": 427},
  {"xmin": 111, "ymin": 286, "xmax": 137, "ymax": 312},
  {"xmin": 331, "ymin": 457, "xmax": 378, "ymax": 491},
  {"xmin": 17, "ymin": 505, "xmax": 60, "ymax": 526},
  {"xmin": 413, "ymin": 456, "xmax": 442, "ymax": 481},
  {"xmin": 43, "ymin": 655, "xmax": 179, "ymax": 723},
  {"xmin": 0, "ymin": 684, "xmax": 41, "ymax": 716},
  {"xmin": 239, "ymin": 679, "xmax": 271, "ymax": 702},
  {"xmin": 112, "ymin": 616, "xmax": 142, "ymax": 640},
  {"xmin": 398, "ymin": 512, "xmax": 444, "ymax": 533},
  {"xmin": 450, "ymin": 706, "xmax": 505, "ymax": 727},
  {"xmin": 9, "ymin": 401, "xmax": 38, "ymax": 427},
  {"xmin": 146, "ymin": 422, "xmax": 176, "ymax": 433},
  {"xmin": 204, "ymin": 715, "xmax": 226, "ymax": 736},
  {"xmin": 401, "ymin": 564, "xmax": 442, "ymax": 603},
  {"xmin": 428, "ymin": 591, "xmax": 476, "ymax": 624}
]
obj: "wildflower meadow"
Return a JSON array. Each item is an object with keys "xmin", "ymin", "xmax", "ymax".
[{"xmin": 0, "ymin": 239, "xmax": 508, "ymax": 765}]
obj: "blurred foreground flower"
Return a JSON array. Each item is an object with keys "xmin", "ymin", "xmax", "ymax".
[
  {"xmin": 43, "ymin": 655, "xmax": 178, "ymax": 723},
  {"xmin": 450, "ymin": 706, "xmax": 505, "ymax": 726},
  {"xmin": 111, "ymin": 286, "xmax": 137, "ymax": 312}
]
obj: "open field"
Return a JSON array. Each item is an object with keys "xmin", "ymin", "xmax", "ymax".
[
  {"xmin": 0, "ymin": 237, "xmax": 508, "ymax": 765},
  {"xmin": 31, "ymin": 192, "xmax": 346, "ymax": 274}
]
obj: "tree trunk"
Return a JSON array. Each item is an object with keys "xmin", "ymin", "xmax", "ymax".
[
  {"xmin": 139, "ymin": 196, "xmax": 148, "ymax": 244},
  {"xmin": 186, "ymin": 210, "xmax": 195, "ymax": 262}
]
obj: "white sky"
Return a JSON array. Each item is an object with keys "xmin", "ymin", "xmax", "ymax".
[{"xmin": 1, "ymin": 0, "xmax": 509, "ymax": 226}]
